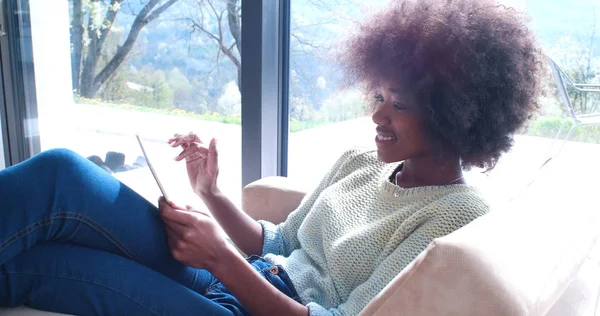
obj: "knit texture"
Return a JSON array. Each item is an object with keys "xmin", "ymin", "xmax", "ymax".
[{"xmin": 259, "ymin": 148, "xmax": 490, "ymax": 316}]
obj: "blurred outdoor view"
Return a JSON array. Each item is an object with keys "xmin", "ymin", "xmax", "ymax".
[{"xmin": 26, "ymin": 0, "xmax": 600, "ymax": 206}]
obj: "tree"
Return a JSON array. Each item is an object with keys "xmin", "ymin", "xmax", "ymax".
[
  {"xmin": 290, "ymin": 96, "xmax": 315, "ymax": 121},
  {"xmin": 167, "ymin": 68, "xmax": 193, "ymax": 108},
  {"xmin": 150, "ymin": 70, "xmax": 175, "ymax": 108},
  {"xmin": 184, "ymin": 0, "xmax": 241, "ymax": 91},
  {"xmin": 71, "ymin": 0, "xmax": 181, "ymax": 98},
  {"xmin": 217, "ymin": 80, "xmax": 241, "ymax": 116},
  {"xmin": 318, "ymin": 89, "xmax": 365, "ymax": 122},
  {"xmin": 549, "ymin": 10, "xmax": 600, "ymax": 115}
]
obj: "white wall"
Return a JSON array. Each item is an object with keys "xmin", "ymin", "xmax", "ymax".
[{"xmin": 29, "ymin": 0, "xmax": 74, "ymax": 151}]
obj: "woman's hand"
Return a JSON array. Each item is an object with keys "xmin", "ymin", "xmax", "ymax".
[
  {"xmin": 168, "ymin": 132, "xmax": 219, "ymax": 197},
  {"xmin": 159, "ymin": 197, "xmax": 231, "ymax": 270}
]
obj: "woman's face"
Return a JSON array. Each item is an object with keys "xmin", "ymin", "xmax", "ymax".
[{"xmin": 371, "ymin": 80, "xmax": 432, "ymax": 163}]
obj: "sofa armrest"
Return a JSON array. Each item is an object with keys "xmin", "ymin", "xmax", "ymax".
[
  {"xmin": 242, "ymin": 176, "xmax": 307, "ymax": 224},
  {"xmin": 359, "ymin": 196, "xmax": 599, "ymax": 316}
]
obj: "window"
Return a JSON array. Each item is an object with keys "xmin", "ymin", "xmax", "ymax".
[
  {"xmin": 471, "ymin": 0, "xmax": 600, "ymax": 202},
  {"xmin": 3, "ymin": 0, "xmax": 598, "ymax": 204},
  {"xmin": 5, "ymin": 0, "xmax": 244, "ymax": 205},
  {"xmin": 287, "ymin": 1, "xmax": 388, "ymax": 189},
  {"xmin": 287, "ymin": 0, "xmax": 600, "ymax": 203}
]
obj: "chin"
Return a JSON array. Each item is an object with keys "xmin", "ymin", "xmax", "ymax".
[{"xmin": 377, "ymin": 150, "xmax": 403, "ymax": 163}]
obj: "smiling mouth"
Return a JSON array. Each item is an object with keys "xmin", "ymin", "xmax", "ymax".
[{"xmin": 376, "ymin": 135, "xmax": 397, "ymax": 141}]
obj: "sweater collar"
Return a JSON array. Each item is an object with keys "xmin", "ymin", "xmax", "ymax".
[{"xmin": 379, "ymin": 163, "xmax": 475, "ymax": 200}]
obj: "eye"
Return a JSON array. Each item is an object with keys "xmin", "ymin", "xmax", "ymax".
[
  {"xmin": 374, "ymin": 94, "xmax": 384, "ymax": 103},
  {"xmin": 393, "ymin": 101, "xmax": 408, "ymax": 110}
]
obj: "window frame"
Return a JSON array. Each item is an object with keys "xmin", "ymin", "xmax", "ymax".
[
  {"xmin": 240, "ymin": 0, "xmax": 291, "ymax": 186},
  {"xmin": 0, "ymin": 0, "xmax": 292, "ymax": 188},
  {"xmin": 0, "ymin": 0, "xmax": 40, "ymax": 166}
]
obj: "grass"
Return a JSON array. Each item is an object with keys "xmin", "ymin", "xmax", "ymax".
[
  {"xmin": 75, "ymin": 98, "xmax": 242, "ymax": 125},
  {"xmin": 75, "ymin": 99, "xmax": 330, "ymax": 132},
  {"xmin": 77, "ymin": 98, "xmax": 600, "ymax": 142},
  {"xmin": 526, "ymin": 115, "xmax": 600, "ymax": 144}
]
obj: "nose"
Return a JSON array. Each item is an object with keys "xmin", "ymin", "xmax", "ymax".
[{"xmin": 371, "ymin": 102, "xmax": 390, "ymax": 126}]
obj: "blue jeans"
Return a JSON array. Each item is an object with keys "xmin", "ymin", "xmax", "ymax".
[{"xmin": 0, "ymin": 149, "xmax": 300, "ymax": 315}]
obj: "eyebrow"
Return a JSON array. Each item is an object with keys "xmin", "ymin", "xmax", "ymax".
[{"xmin": 388, "ymin": 88, "xmax": 401, "ymax": 94}]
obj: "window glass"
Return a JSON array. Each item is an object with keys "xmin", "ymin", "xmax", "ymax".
[
  {"xmin": 288, "ymin": 0, "xmax": 600, "ymax": 203},
  {"xmin": 20, "ymin": 0, "xmax": 242, "ymax": 205},
  {"xmin": 288, "ymin": 0, "xmax": 388, "ymax": 189}
]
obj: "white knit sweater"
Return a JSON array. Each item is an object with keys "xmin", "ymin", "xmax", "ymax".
[{"xmin": 259, "ymin": 148, "xmax": 489, "ymax": 316}]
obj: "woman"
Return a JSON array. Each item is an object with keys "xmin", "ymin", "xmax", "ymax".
[{"xmin": 0, "ymin": 0, "xmax": 542, "ymax": 315}]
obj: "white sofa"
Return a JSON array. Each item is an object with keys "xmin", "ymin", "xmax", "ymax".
[
  {"xmin": 243, "ymin": 176, "xmax": 600, "ymax": 316},
  {"xmin": 2, "ymin": 171, "xmax": 599, "ymax": 315}
]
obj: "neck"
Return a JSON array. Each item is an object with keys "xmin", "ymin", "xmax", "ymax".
[{"xmin": 395, "ymin": 155, "xmax": 464, "ymax": 188}]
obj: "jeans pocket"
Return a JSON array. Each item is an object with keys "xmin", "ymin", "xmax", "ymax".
[
  {"xmin": 245, "ymin": 255, "xmax": 302, "ymax": 303},
  {"xmin": 260, "ymin": 265, "xmax": 302, "ymax": 303}
]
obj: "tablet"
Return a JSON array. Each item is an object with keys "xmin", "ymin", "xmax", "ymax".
[{"xmin": 136, "ymin": 133, "xmax": 171, "ymax": 203}]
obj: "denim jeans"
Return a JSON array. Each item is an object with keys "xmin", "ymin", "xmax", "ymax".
[{"xmin": 0, "ymin": 148, "xmax": 299, "ymax": 315}]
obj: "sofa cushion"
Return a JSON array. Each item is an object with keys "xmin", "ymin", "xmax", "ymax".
[
  {"xmin": 360, "ymin": 194, "xmax": 599, "ymax": 316},
  {"xmin": 546, "ymin": 246, "xmax": 600, "ymax": 316},
  {"xmin": 242, "ymin": 176, "xmax": 308, "ymax": 224}
]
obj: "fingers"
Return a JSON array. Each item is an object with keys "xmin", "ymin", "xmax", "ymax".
[
  {"xmin": 168, "ymin": 132, "xmax": 203, "ymax": 148},
  {"xmin": 174, "ymin": 142, "xmax": 209, "ymax": 162},
  {"xmin": 207, "ymin": 138, "xmax": 219, "ymax": 177},
  {"xmin": 161, "ymin": 208, "xmax": 192, "ymax": 226},
  {"xmin": 158, "ymin": 196, "xmax": 185, "ymax": 210},
  {"xmin": 163, "ymin": 217, "xmax": 187, "ymax": 235},
  {"xmin": 164, "ymin": 225, "xmax": 186, "ymax": 261},
  {"xmin": 159, "ymin": 199, "xmax": 193, "ymax": 225},
  {"xmin": 185, "ymin": 205, "xmax": 212, "ymax": 217}
]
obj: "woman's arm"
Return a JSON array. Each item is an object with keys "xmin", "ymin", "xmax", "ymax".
[
  {"xmin": 170, "ymin": 133, "xmax": 359, "ymax": 257},
  {"xmin": 212, "ymin": 246, "xmax": 309, "ymax": 316},
  {"xmin": 199, "ymin": 188, "xmax": 264, "ymax": 256},
  {"xmin": 160, "ymin": 201, "xmax": 308, "ymax": 315},
  {"xmin": 169, "ymin": 134, "xmax": 263, "ymax": 255}
]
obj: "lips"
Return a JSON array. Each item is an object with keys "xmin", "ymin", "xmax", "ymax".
[{"xmin": 376, "ymin": 127, "xmax": 397, "ymax": 141}]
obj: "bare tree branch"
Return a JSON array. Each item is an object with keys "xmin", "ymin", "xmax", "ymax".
[
  {"xmin": 291, "ymin": 33, "xmax": 322, "ymax": 49},
  {"xmin": 147, "ymin": 0, "xmax": 179, "ymax": 23},
  {"xmin": 189, "ymin": 19, "xmax": 220, "ymax": 42},
  {"xmin": 206, "ymin": 0, "xmax": 224, "ymax": 42}
]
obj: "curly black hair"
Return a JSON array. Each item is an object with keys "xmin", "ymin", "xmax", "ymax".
[{"xmin": 340, "ymin": 0, "xmax": 544, "ymax": 169}]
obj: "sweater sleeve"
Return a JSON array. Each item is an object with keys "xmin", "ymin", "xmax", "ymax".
[
  {"xmin": 258, "ymin": 148, "xmax": 362, "ymax": 257},
  {"xmin": 305, "ymin": 198, "xmax": 488, "ymax": 316}
]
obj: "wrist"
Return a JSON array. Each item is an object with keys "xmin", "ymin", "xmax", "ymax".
[
  {"xmin": 209, "ymin": 244, "xmax": 242, "ymax": 277},
  {"xmin": 196, "ymin": 185, "xmax": 221, "ymax": 199}
]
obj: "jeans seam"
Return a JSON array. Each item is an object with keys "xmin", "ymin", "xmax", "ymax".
[
  {"xmin": 0, "ymin": 212, "xmax": 138, "ymax": 261},
  {"xmin": 205, "ymin": 282, "xmax": 222, "ymax": 294},
  {"xmin": 3, "ymin": 271, "xmax": 159, "ymax": 315}
]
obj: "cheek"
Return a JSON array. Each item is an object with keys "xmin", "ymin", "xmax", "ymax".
[{"xmin": 394, "ymin": 118, "xmax": 430, "ymax": 149}]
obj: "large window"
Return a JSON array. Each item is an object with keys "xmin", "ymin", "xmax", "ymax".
[
  {"xmin": 2, "ymin": 0, "xmax": 599, "ymax": 205},
  {"xmin": 287, "ymin": 0, "xmax": 600, "ymax": 202},
  {"xmin": 4, "ymin": 0, "xmax": 243, "ymax": 205}
]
